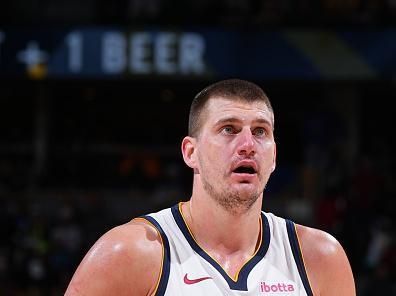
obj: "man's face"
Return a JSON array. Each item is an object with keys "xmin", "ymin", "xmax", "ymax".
[{"xmin": 193, "ymin": 97, "xmax": 276, "ymax": 213}]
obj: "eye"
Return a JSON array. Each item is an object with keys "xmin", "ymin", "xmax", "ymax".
[
  {"xmin": 222, "ymin": 126, "xmax": 236, "ymax": 134},
  {"xmin": 253, "ymin": 127, "xmax": 266, "ymax": 137}
]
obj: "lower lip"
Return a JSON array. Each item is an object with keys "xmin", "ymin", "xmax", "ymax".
[{"xmin": 231, "ymin": 173, "xmax": 257, "ymax": 181}]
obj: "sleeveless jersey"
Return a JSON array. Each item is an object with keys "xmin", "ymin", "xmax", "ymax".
[{"xmin": 141, "ymin": 203, "xmax": 313, "ymax": 296}]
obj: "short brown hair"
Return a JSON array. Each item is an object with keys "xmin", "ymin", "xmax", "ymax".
[{"xmin": 188, "ymin": 79, "xmax": 274, "ymax": 137}]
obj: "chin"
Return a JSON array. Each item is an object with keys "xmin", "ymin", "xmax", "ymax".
[{"xmin": 233, "ymin": 184, "xmax": 259, "ymax": 198}]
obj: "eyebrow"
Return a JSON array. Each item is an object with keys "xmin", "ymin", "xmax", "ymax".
[
  {"xmin": 214, "ymin": 117, "xmax": 240, "ymax": 126},
  {"xmin": 214, "ymin": 117, "xmax": 273, "ymax": 128}
]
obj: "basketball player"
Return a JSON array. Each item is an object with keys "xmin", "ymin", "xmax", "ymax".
[{"xmin": 65, "ymin": 79, "xmax": 355, "ymax": 295}]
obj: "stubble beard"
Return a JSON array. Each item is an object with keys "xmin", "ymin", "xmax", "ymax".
[{"xmin": 201, "ymin": 174, "xmax": 262, "ymax": 216}]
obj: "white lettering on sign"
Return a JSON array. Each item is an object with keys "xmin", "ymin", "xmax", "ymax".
[
  {"xmin": 130, "ymin": 32, "xmax": 152, "ymax": 74},
  {"xmin": 179, "ymin": 33, "xmax": 205, "ymax": 74},
  {"xmin": 101, "ymin": 31, "xmax": 206, "ymax": 75},
  {"xmin": 102, "ymin": 32, "xmax": 127, "ymax": 74},
  {"xmin": 154, "ymin": 32, "xmax": 177, "ymax": 74},
  {"xmin": 65, "ymin": 32, "xmax": 83, "ymax": 73},
  {"xmin": 17, "ymin": 41, "xmax": 48, "ymax": 69}
]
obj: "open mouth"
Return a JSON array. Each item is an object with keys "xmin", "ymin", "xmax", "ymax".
[{"xmin": 233, "ymin": 165, "xmax": 256, "ymax": 174}]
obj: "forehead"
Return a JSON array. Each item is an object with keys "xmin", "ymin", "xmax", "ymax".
[{"xmin": 203, "ymin": 97, "xmax": 274, "ymax": 126}]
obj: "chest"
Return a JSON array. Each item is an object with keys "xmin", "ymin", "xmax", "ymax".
[
  {"xmin": 163, "ymin": 253, "xmax": 307, "ymax": 296},
  {"xmin": 209, "ymin": 251, "xmax": 252, "ymax": 280}
]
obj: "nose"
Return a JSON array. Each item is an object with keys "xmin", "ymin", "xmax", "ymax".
[{"xmin": 237, "ymin": 128, "xmax": 255, "ymax": 157}]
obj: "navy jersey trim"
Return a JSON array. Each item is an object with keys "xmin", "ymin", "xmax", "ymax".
[
  {"xmin": 141, "ymin": 215, "xmax": 171, "ymax": 296},
  {"xmin": 286, "ymin": 220, "xmax": 314, "ymax": 296},
  {"xmin": 171, "ymin": 204, "xmax": 270, "ymax": 291}
]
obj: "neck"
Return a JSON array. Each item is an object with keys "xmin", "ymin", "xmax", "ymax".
[{"xmin": 182, "ymin": 189, "xmax": 262, "ymax": 255}]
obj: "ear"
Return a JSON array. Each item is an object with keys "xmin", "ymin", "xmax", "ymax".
[
  {"xmin": 271, "ymin": 143, "xmax": 277, "ymax": 172},
  {"xmin": 181, "ymin": 136, "xmax": 198, "ymax": 170}
]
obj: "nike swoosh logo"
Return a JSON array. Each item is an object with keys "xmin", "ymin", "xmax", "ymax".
[{"xmin": 183, "ymin": 273, "xmax": 212, "ymax": 285}]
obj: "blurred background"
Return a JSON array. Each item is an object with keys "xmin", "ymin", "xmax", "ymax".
[{"xmin": 1, "ymin": 0, "xmax": 395, "ymax": 295}]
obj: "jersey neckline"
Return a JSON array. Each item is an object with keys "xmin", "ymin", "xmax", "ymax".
[{"xmin": 171, "ymin": 203, "xmax": 270, "ymax": 291}]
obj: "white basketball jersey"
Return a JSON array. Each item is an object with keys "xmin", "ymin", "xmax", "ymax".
[{"xmin": 141, "ymin": 203, "xmax": 313, "ymax": 296}]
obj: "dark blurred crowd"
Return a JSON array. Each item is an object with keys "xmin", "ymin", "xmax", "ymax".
[
  {"xmin": 1, "ymin": 159, "xmax": 185, "ymax": 295},
  {"xmin": 1, "ymin": 0, "xmax": 396, "ymax": 26}
]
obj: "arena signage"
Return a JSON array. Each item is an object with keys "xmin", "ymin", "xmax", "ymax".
[
  {"xmin": 0, "ymin": 29, "xmax": 207, "ymax": 79},
  {"xmin": 0, "ymin": 28, "xmax": 395, "ymax": 80}
]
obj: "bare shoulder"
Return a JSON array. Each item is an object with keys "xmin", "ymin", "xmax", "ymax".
[
  {"xmin": 65, "ymin": 218, "xmax": 163, "ymax": 296},
  {"xmin": 295, "ymin": 224, "xmax": 356, "ymax": 296}
]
